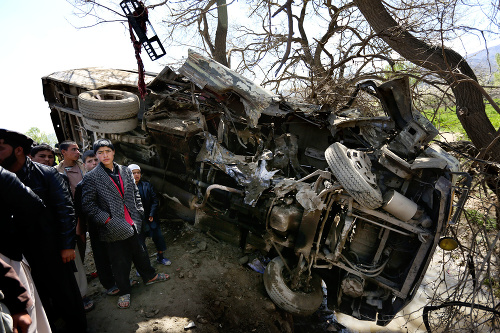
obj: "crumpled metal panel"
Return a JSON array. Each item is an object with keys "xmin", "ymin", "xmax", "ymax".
[
  {"xmin": 43, "ymin": 68, "xmax": 155, "ymax": 90},
  {"xmin": 295, "ymin": 185, "xmax": 326, "ymax": 212},
  {"xmin": 283, "ymin": 98, "xmax": 322, "ymax": 114},
  {"xmin": 196, "ymin": 134, "xmax": 279, "ymax": 205},
  {"xmin": 273, "ymin": 179, "xmax": 326, "ymax": 213},
  {"xmin": 179, "ymin": 50, "xmax": 286, "ymax": 128},
  {"xmin": 146, "ymin": 110, "xmax": 205, "ymax": 137}
]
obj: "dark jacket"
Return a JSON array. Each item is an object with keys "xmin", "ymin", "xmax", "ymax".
[
  {"xmin": 74, "ymin": 181, "xmax": 84, "ymax": 219},
  {"xmin": 137, "ymin": 180, "xmax": 159, "ymax": 220},
  {"xmin": 0, "ymin": 258, "xmax": 31, "ymax": 315},
  {"xmin": 82, "ymin": 162, "xmax": 144, "ymax": 242},
  {"xmin": 15, "ymin": 158, "xmax": 76, "ymax": 250},
  {"xmin": 0, "ymin": 166, "xmax": 45, "ymax": 261}
]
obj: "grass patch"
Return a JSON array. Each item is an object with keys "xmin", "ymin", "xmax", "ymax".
[
  {"xmin": 482, "ymin": 277, "xmax": 500, "ymax": 299},
  {"xmin": 424, "ymin": 99, "xmax": 500, "ymax": 138},
  {"xmin": 464, "ymin": 209, "xmax": 497, "ymax": 231}
]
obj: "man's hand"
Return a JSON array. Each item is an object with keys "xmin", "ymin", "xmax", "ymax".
[
  {"xmin": 148, "ymin": 216, "xmax": 154, "ymax": 222},
  {"xmin": 12, "ymin": 310, "xmax": 32, "ymax": 333},
  {"xmin": 61, "ymin": 249, "xmax": 76, "ymax": 263}
]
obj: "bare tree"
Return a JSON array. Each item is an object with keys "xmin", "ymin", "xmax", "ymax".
[
  {"xmin": 70, "ymin": 0, "xmax": 500, "ymax": 163},
  {"xmin": 354, "ymin": 0, "xmax": 500, "ymax": 163},
  {"xmin": 68, "ymin": 1, "xmax": 500, "ymax": 330},
  {"xmin": 158, "ymin": 0, "xmax": 230, "ymax": 66}
]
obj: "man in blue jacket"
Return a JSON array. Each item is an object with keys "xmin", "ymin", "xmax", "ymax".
[{"xmin": 128, "ymin": 164, "xmax": 171, "ymax": 266}]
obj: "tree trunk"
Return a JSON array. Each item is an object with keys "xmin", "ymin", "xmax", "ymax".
[
  {"xmin": 214, "ymin": 0, "xmax": 229, "ymax": 67},
  {"xmin": 354, "ymin": 0, "xmax": 500, "ymax": 163}
]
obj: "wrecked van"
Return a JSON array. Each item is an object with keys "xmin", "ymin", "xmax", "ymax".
[{"xmin": 42, "ymin": 50, "xmax": 467, "ymax": 325}]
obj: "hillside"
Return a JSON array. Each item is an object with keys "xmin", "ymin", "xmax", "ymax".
[{"xmin": 467, "ymin": 44, "xmax": 500, "ymax": 81}]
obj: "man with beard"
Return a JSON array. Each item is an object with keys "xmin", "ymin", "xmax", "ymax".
[{"xmin": 0, "ymin": 129, "xmax": 86, "ymax": 333}]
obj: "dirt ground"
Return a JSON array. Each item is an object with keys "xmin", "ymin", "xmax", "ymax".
[{"xmin": 84, "ymin": 219, "xmax": 342, "ymax": 333}]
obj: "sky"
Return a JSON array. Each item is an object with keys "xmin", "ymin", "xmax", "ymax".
[
  {"xmin": 0, "ymin": 0, "xmax": 165, "ymax": 135},
  {"xmin": 0, "ymin": 1, "xmax": 497, "ymax": 136}
]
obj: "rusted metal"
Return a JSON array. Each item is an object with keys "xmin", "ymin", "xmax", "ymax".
[
  {"xmin": 352, "ymin": 203, "xmax": 431, "ymax": 238},
  {"xmin": 193, "ymin": 184, "xmax": 244, "ymax": 209},
  {"xmin": 42, "ymin": 58, "xmax": 465, "ymax": 325},
  {"xmin": 179, "ymin": 50, "xmax": 285, "ymax": 128}
]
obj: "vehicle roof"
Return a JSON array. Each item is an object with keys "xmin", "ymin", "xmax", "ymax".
[{"xmin": 42, "ymin": 67, "xmax": 157, "ymax": 90}]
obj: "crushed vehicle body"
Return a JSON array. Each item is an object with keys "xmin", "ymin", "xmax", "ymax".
[{"xmin": 42, "ymin": 50, "xmax": 467, "ymax": 325}]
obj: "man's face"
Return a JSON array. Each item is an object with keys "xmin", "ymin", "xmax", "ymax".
[
  {"xmin": 84, "ymin": 155, "xmax": 99, "ymax": 172},
  {"xmin": 132, "ymin": 169, "xmax": 141, "ymax": 183},
  {"xmin": 31, "ymin": 149, "xmax": 55, "ymax": 166},
  {"xmin": 96, "ymin": 147, "xmax": 115, "ymax": 166},
  {"xmin": 62, "ymin": 144, "xmax": 80, "ymax": 162},
  {"xmin": 0, "ymin": 139, "xmax": 18, "ymax": 170}
]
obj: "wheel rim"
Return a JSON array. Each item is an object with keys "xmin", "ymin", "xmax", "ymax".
[{"xmin": 345, "ymin": 148, "xmax": 378, "ymax": 188}]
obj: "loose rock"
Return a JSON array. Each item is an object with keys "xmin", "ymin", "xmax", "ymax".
[
  {"xmin": 239, "ymin": 256, "xmax": 249, "ymax": 265},
  {"xmin": 184, "ymin": 320, "xmax": 196, "ymax": 330},
  {"xmin": 197, "ymin": 241, "xmax": 207, "ymax": 251}
]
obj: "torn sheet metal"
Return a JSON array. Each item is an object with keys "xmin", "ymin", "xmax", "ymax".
[
  {"xmin": 272, "ymin": 179, "xmax": 325, "ymax": 213},
  {"xmin": 423, "ymin": 144, "xmax": 460, "ymax": 172},
  {"xmin": 179, "ymin": 49, "xmax": 287, "ymax": 127},
  {"xmin": 272, "ymin": 178, "xmax": 300, "ymax": 198},
  {"xmin": 244, "ymin": 153, "xmax": 280, "ymax": 206},
  {"xmin": 328, "ymin": 112, "xmax": 393, "ymax": 149},
  {"xmin": 196, "ymin": 134, "xmax": 278, "ymax": 205},
  {"xmin": 270, "ymin": 133, "xmax": 304, "ymax": 177},
  {"xmin": 282, "ymin": 98, "xmax": 322, "ymax": 114},
  {"xmin": 295, "ymin": 185, "xmax": 326, "ymax": 212}
]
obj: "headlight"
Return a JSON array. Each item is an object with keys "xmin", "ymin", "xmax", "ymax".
[{"xmin": 438, "ymin": 237, "xmax": 459, "ymax": 251}]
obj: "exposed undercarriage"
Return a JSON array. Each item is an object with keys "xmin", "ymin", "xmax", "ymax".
[{"xmin": 42, "ymin": 50, "xmax": 468, "ymax": 325}]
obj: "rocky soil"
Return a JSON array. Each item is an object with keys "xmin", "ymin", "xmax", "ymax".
[{"xmin": 84, "ymin": 219, "xmax": 344, "ymax": 333}]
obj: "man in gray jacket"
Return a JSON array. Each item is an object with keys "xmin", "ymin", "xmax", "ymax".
[{"xmin": 81, "ymin": 139, "xmax": 168, "ymax": 309}]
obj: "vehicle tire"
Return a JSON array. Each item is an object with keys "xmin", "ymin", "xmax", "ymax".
[
  {"xmin": 78, "ymin": 90, "xmax": 140, "ymax": 120},
  {"xmin": 325, "ymin": 142, "xmax": 383, "ymax": 209},
  {"xmin": 263, "ymin": 257, "xmax": 323, "ymax": 316},
  {"xmin": 82, "ymin": 116, "xmax": 138, "ymax": 134}
]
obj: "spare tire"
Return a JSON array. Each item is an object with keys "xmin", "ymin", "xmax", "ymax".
[
  {"xmin": 78, "ymin": 89, "xmax": 140, "ymax": 120},
  {"xmin": 263, "ymin": 257, "xmax": 323, "ymax": 316},
  {"xmin": 82, "ymin": 117, "xmax": 137, "ymax": 134},
  {"xmin": 325, "ymin": 142, "xmax": 383, "ymax": 209}
]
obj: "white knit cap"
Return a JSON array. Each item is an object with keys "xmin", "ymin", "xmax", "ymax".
[{"xmin": 128, "ymin": 164, "xmax": 141, "ymax": 171}]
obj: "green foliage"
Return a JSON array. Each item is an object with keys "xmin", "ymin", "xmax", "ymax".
[
  {"xmin": 426, "ymin": 99, "xmax": 500, "ymax": 138},
  {"xmin": 427, "ymin": 106, "xmax": 465, "ymax": 136},
  {"xmin": 465, "ymin": 209, "xmax": 497, "ymax": 231},
  {"xmin": 482, "ymin": 277, "xmax": 500, "ymax": 298},
  {"xmin": 382, "ymin": 61, "xmax": 418, "ymax": 85},
  {"xmin": 494, "ymin": 54, "xmax": 500, "ymax": 86},
  {"xmin": 25, "ymin": 127, "xmax": 57, "ymax": 146}
]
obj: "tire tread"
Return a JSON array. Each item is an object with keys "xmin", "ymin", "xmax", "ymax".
[
  {"xmin": 263, "ymin": 257, "xmax": 323, "ymax": 316},
  {"xmin": 325, "ymin": 142, "xmax": 383, "ymax": 209},
  {"xmin": 78, "ymin": 90, "xmax": 140, "ymax": 120}
]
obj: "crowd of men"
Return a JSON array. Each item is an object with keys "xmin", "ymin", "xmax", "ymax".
[{"xmin": 0, "ymin": 129, "xmax": 171, "ymax": 333}]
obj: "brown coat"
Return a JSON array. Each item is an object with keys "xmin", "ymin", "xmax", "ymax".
[{"xmin": 55, "ymin": 159, "xmax": 86, "ymax": 196}]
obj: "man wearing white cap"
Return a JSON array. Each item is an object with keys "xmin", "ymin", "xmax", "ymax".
[{"xmin": 128, "ymin": 164, "xmax": 171, "ymax": 266}]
